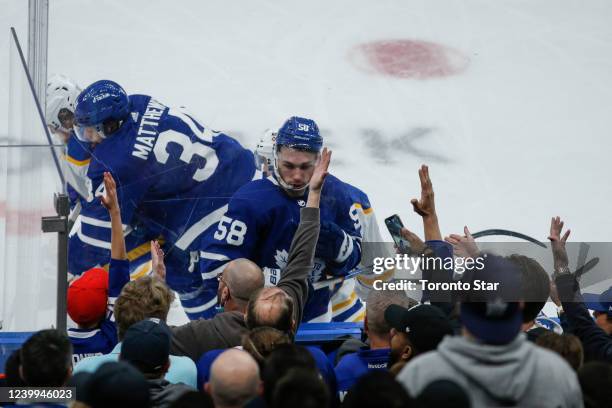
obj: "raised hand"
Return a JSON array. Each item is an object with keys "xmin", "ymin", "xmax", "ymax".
[
  {"xmin": 100, "ymin": 172, "xmax": 119, "ymax": 215},
  {"xmin": 445, "ymin": 226, "xmax": 480, "ymax": 259},
  {"xmin": 309, "ymin": 147, "xmax": 331, "ymax": 192},
  {"xmin": 101, "ymin": 172, "xmax": 126, "ymax": 259},
  {"xmin": 549, "ymin": 216, "xmax": 570, "ymax": 271},
  {"xmin": 398, "ymin": 227, "xmax": 427, "ymax": 255},
  {"xmin": 411, "ymin": 165, "xmax": 435, "ymax": 218},
  {"xmin": 151, "ymin": 240, "xmax": 166, "ymax": 281}
]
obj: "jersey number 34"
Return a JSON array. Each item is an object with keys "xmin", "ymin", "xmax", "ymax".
[{"xmin": 154, "ymin": 108, "xmax": 219, "ymax": 182}]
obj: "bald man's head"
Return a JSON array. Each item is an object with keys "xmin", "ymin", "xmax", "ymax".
[
  {"xmin": 207, "ymin": 349, "xmax": 260, "ymax": 408},
  {"xmin": 245, "ymin": 287, "xmax": 295, "ymax": 337},
  {"xmin": 218, "ymin": 259, "xmax": 264, "ymax": 312}
]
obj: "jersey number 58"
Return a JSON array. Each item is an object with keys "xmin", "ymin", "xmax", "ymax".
[{"xmin": 214, "ymin": 216, "xmax": 247, "ymax": 246}]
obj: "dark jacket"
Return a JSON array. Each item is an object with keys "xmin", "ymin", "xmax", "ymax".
[
  {"xmin": 556, "ymin": 273, "xmax": 612, "ymax": 363},
  {"xmin": 170, "ymin": 207, "xmax": 320, "ymax": 361},
  {"xmin": 148, "ymin": 378, "xmax": 193, "ymax": 408}
]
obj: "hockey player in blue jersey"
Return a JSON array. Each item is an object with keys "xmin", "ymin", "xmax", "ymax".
[
  {"xmin": 254, "ymin": 129, "xmax": 394, "ymax": 322},
  {"xmin": 200, "ymin": 116, "xmax": 362, "ymax": 322},
  {"xmin": 47, "ymin": 76, "xmax": 163, "ymax": 282},
  {"xmin": 68, "ymin": 80, "xmax": 257, "ymax": 319}
]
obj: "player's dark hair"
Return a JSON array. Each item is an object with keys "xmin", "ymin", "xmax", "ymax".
[
  {"xmin": 20, "ymin": 329, "xmax": 72, "ymax": 387},
  {"xmin": 103, "ymin": 118, "xmax": 122, "ymax": 136},
  {"xmin": 262, "ymin": 344, "xmax": 317, "ymax": 405},
  {"xmin": 276, "ymin": 144, "xmax": 318, "ymax": 155},
  {"xmin": 506, "ymin": 254, "xmax": 550, "ymax": 322}
]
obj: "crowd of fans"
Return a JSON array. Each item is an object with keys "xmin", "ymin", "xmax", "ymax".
[{"xmin": 2, "ymin": 156, "xmax": 612, "ymax": 408}]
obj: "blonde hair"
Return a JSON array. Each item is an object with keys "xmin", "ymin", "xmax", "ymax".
[{"xmin": 114, "ymin": 276, "xmax": 174, "ymax": 340}]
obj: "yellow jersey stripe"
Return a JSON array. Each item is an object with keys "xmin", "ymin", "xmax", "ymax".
[
  {"xmin": 352, "ymin": 202, "xmax": 374, "ymax": 215},
  {"xmin": 332, "ymin": 291, "xmax": 357, "ymax": 312},
  {"xmin": 357, "ymin": 267, "xmax": 395, "ymax": 286},
  {"xmin": 351, "ymin": 310, "xmax": 366, "ymax": 322},
  {"xmin": 130, "ymin": 261, "xmax": 152, "ymax": 280},
  {"xmin": 65, "ymin": 155, "xmax": 91, "ymax": 166}
]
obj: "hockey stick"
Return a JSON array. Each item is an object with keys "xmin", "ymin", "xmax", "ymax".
[
  {"xmin": 311, "ymin": 269, "xmax": 363, "ymax": 290},
  {"xmin": 471, "ymin": 229, "xmax": 547, "ymax": 248},
  {"xmin": 575, "ymin": 257, "xmax": 599, "ymax": 280},
  {"xmin": 576, "ymin": 243, "xmax": 589, "ymax": 273},
  {"xmin": 472, "ymin": 229, "xmax": 598, "ymax": 278}
]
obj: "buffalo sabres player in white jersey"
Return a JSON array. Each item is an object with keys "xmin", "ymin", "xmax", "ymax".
[
  {"xmin": 254, "ymin": 129, "xmax": 394, "ymax": 322},
  {"xmin": 46, "ymin": 75, "xmax": 91, "ymax": 207}
]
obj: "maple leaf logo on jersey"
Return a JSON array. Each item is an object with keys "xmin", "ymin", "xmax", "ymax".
[{"xmin": 274, "ymin": 249, "xmax": 289, "ymax": 269}]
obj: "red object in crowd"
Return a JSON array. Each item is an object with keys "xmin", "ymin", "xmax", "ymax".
[{"xmin": 67, "ymin": 267, "xmax": 109, "ymax": 326}]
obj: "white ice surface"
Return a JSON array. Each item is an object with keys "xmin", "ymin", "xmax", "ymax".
[{"xmin": 2, "ymin": 0, "xmax": 612, "ymax": 329}]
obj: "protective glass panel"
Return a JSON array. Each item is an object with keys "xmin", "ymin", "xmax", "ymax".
[{"xmin": 0, "ymin": 29, "xmax": 64, "ymax": 331}]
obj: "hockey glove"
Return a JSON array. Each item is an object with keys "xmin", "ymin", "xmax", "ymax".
[{"xmin": 315, "ymin": 221, "xmax": 355, "ymax": 264}]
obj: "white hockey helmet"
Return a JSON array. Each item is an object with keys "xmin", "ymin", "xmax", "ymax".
[
  {"xmin": 46, "ymin": 74, "xmax": 81, "ymax": 132},
  {"xmin": 254, "ymin": 128, "xmax": 277, "ymax": 173}
]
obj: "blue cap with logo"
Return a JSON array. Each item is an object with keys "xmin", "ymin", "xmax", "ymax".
[
  {"xmin": 460, "ymin": 254, "xmax": 523, "ymax": 345},
  {"xmin": 583, "ymin": 286, "xmax": 612, "ymax": 318}
]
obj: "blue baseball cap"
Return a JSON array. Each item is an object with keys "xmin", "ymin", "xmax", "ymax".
[
  {"xmin": 583, "ymin": 287, "xmax": 612, "ymax": 317},
  {"xmin": 460, "ymin": 254, "xmax": 523, "ymax": 345}
]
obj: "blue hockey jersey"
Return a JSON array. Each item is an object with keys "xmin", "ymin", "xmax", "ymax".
[
  {"xmin": 68, "ymin": 95, "xmax": 256, "ymax": 319},
  {"xmin": 199, "ymin": 174, "xmax": 362, "ymax": 322},
  {"xmin": 68, "ymin": 259, "xmax": 130, "ymax": 364}
]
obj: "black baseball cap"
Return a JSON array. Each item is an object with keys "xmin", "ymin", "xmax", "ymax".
[
  {"xmin": 121, "ymin": 318, "xmax": 171, "ymax": 372},
  {"xmin": 384, "ymin": 304, "xmax": 453, "ymax": 353}
]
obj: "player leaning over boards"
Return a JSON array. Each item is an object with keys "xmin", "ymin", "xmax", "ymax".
[
  {"xmin": 47, "ymin": 76, "xmax": 161, "ymax": 283},
  {"xmin": 200, "ymin": 117, "xmax": 362, "ymax": 322},
  {"xmin": 68, "ymin": 80, "xmax": 257, "ymax": 320},
  {"xmin": 254, "ymin": 129, "xmax": 394, "ymax": 322}
]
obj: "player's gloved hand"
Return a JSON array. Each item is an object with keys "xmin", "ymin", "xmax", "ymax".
[{"xmin": 315, "ymin": 221, "xmax": 354, "ymax": 264}]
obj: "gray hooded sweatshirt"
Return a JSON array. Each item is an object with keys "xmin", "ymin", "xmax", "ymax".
[{"xmin": 397, "ymin": 334, "xmax": 583, "ymax": 408}]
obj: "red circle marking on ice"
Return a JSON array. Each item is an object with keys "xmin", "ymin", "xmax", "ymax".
[{"xmin": 349, "ymin": 39, "xmax": 469, "ymax": 79}]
